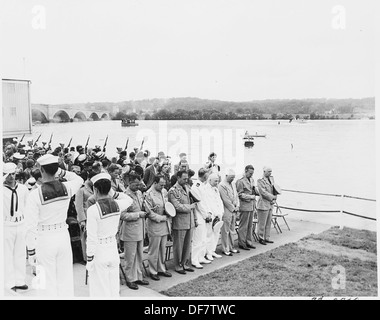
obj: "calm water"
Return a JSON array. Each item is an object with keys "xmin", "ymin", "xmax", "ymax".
[{"xmin": 31, "ymin": 119, "xmax": 376, "ymax": 228}]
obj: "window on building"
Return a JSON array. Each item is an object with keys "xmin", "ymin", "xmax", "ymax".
[{"xmin": 10, "ymin": 107, "xmax": 17, "ymax": 116}]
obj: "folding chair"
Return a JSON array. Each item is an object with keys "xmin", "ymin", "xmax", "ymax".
[
  {"xmin": 252, "ymin": 210, "xmax": 259, "ymax": 242},
  {"xmin": 272, "ymin": 201, "xmax": 290, "ymax": 233}
]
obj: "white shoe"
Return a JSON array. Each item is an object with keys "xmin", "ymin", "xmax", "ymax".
[
  {"xmin": 212, "ymin": 252, "xmax": 222, "ymax": 258},
  {"xmin": 206, "ymin": 254, "xmax": 214, "ymax": 261},
  {"xmin": 199, "ymin": 259, "xmax": 212, "ymax": 264},
  {"xmin": 192, "ymin": 263, "xmax": 203, "ymax": 269}
]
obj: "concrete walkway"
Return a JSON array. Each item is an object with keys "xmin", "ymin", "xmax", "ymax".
[{"xmin": 5, "ymin": 217, "xmax": 333, "ymax": 299}]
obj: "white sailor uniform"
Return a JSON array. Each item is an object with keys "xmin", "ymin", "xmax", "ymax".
[
  {"xmin": 3, "ymin": 182, "xmax": 29, "ymax": 290},
  {"xmin": 25, "ymin": 169, "xmax": 83, "ymax": 297},
  {"xmin": 86, "ymin": 196, "xmax": 133, "ymax": 297}
]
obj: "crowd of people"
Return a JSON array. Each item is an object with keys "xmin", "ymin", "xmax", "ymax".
[{"xmin": 3, "ymin": 136, "xmax": 279, "ymax": 297}]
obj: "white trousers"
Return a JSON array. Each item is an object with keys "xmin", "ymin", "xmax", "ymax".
[
  {"xmin": 206, "ymin": 222, "xmax": 223, "ymax": 255},
  {"xmin": 4, "ymin": 224, "xmax": 26, "ymax": 289},
  {"xmin": 36, "ymin": 229, "xmax": 74, "ymax": 297},
  {"xmin": 191, "ymin": 223, "xmax": 207, "ymax": 264},
  {"xmin": 89, "ymin": 243, "xmax": 120, "ymax": 297}
]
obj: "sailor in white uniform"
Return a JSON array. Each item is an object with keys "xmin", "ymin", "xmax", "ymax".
[
  {"xmin": 25, "ymin": 154, "xmax": 84, "ymax": 297},
  {"xmin": 3, "ymin": 162, "xmax": 29, "ymax": 292},
  {"xmin": 85, "ymin": 173, "xmax": 133, "ymax": 297}
]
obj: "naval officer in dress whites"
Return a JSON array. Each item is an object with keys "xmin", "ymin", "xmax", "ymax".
[
  {"xmin": 85, "ymin": 173, "xmax": 133, "ymax": 297},
  {"xmin": 144, "ymin": 175, "xmax": 173, "ymax": 281},
  {"xmin": 3, "ymin": 162, "xmax": 29, "ymax": 292},
  {"xmin": 25, "ymin": 154, "xmax": 84, "ymax": 297}
]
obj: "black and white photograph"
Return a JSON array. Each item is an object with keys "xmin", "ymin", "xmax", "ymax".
[{"xmin": 1, "ymin": 0, "xmax": 377, "ymax": 303}]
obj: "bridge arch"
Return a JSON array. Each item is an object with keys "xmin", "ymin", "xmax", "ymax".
[
  {"xmin": 101, "ymin": 113, "xmax": 109, "ymax": 120},
  {"xmin": 73, "ymin": 111, "xmax": 87, "ymax": 121},
  {"xmin": 32, "ymin": 109, "xmax": 49, "ymax": 123},
  {"xmin": 89, "ymin": 112, "xmax": 100, "ymax": 121},
  {"xmin": 53, "ymin": 110, "xmax": 71, "ymax": 123}
]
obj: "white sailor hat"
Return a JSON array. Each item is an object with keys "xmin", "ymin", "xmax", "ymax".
[
  {"xmin": 3, "ymin": 162, "xmax": 17, "ymax": 174},
  {"xmin": 37, "ymin": 154, "xmax": 59, "ymax": 166},
  {"xmin": 13, "ymin": 152, "xmax": 25, "ymax": 160},
  {"xmin": 90, "ymin": 172, "xmax": 111, "ymax": 185},
  {"xmin": 77, "ymin": 154, "xmax": 87, "ymax": 162},
  {"xmin": 96, "ymin": 151, "xmax": 105, "ymax": 159}
]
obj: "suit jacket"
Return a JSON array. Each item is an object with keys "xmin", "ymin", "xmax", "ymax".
[
  {"xmin": 74, "ymin": 180, "xmax": 94, "ymax": 223},
  {"xmin": 236, "ymin": 176, "xmax": 256, "ymax": 212},
  {"xmin": 218, "ymin": 180, "xmax": 239, "ymax": 216},
  {"xmin": 168, "ymin": 182, "xmax": 196, "ymax": 230},
  {"xmin": 256, "ymin": 177, "xmax": 276, "ymax": 210},
  {"xmin": 143, "ymin": 165, "xmax": 157, "ymax": 190},
  {"xmin": 119, "ymin": 188, "xmax": 145, "ymax": 242}
]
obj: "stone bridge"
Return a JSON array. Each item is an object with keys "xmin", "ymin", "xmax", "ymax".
[{"xmin": 32, "ymin": 104, "xmax": 112, "ymax": 122}]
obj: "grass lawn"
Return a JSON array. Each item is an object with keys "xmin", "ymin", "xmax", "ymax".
[{"xmin": 161, "ymin": 226, "xmax": 377, "ymax": 297}]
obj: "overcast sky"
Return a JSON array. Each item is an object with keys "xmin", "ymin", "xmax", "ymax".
[{"xmin": 0, "ymin": 0, "xmax": 375, "ymax": 104}]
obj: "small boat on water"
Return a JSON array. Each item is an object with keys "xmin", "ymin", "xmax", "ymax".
[
  {"xmin": 121, "ymin": 119, "xmax": 139, "ymax": 127},
  {"xmin": 243, "ymin": 132, "xmax": 255, "ymax": 147},
  {"xmin": 244, "ymin": 131, "xmax": 266, "ymax": 138}
]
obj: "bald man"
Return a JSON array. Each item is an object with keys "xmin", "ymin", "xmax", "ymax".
[{"xmin": 256, "ymin": 167, "xmax": 277, "ymax": 245}]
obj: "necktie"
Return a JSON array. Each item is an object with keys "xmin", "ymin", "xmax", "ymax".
[{"xmin": 4, "ymin": 184, "xmax": 18, "ymax": 217}]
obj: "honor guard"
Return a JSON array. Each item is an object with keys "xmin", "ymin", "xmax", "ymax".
[
  {"xmin": 85, "ymin": 173, "xmax": 133, "ymax": 297},
  {"xmin": 3, "ymin": 162, "xmax": 29, "ymax": 292},
  {"xmin": 25, "ymin": 154, "xmax": 84, "ymax": 297}
]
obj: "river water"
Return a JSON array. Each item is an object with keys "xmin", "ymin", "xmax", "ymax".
[{"xmin": 31, "ymin": 119, "xmax": 376, "ymax": 230}]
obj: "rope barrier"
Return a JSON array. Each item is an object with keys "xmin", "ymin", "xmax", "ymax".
[
  {"xmin": 278, "ymin": 206, "xmax": 340, "ymax": 213},
  {"xmin": 282, "ymin": 189, "xmax": 341, "ymax": 198},
  {"xmin": 277, "ymin": 206, "xmax": 376, "ymax": 221},
  {"xmin": 343, "ymin": 195, "xmax": 376, "ymax": 202},
  {"xmin": 342, "ymin": 211, "xmax": 376, "ymax": 221}
]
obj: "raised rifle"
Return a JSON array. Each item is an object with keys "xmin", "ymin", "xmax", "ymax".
[
  {"xmin": 124, "ymin": 137, "xmax": 129, "ymax": 151},
  {"xmin": 67, "ymin": 137, "xmax": 73, "ymax": 149},
  {"xmin": 19, "ymin": 133, "xmax": 25, "ymax": 144},
  {"xmin": 47, "ymin": 133, "xmax": 53, "ymax": 150},
  {"xmin": 139, "ymin": 138, "xmax": 145, "ymax": 151},
  {"xmin": 84, "ymin": 135, "xmax": 90, "ymax": 153},
  {"xmin": 103, "ymin": 135, "xmax": 108, "ymax": 152},
  {"xmin": 33, "ymin": 133, "xmax": 42, "ymax": 147}
]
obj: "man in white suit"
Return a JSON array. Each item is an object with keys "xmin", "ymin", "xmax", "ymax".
[
  {"xmin": 203, "ymin": 173, "xmax": 224, "ymax": 260},
  {"xmin": 190, "ymin": 168, "xmax": 212, "ymax": 268}
]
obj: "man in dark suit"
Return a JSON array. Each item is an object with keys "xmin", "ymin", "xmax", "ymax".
[{"xmin": 143, "ymin": 157, "xmax": 159, "ymax": 190}]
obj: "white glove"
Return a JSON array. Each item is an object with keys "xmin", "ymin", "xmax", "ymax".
[
  {"xmin": 28, "ymin": 249, "xmax": 37, "ymax": 266},
  {"xmin": 86, "ymin": 256, "xmax": 95, "ymax": 272}
]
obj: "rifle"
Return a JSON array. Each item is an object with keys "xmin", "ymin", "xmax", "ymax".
[
  {"xmin": 33, "ymin": 133, "xmax": 42, "ymax": 147},
  {"xmin": 124, "ymin": 137, "xmax": 129, "ymax": 151},
  {"xmin": 102, "ymin": 135, "xmax": 108, "ymax": 152},
  {"xmin": 139, "ymin": 138, "xmax": 145, "ymax": 151},
  {"xmin": 84, "ymin": 135, "xmax": 90, "ymax": 153},
  {"xmin": 47, "ymin": 133, "xmax": 53, "ymax": 151},
  {"xmin": 19, "ymin": 134, "xmax": 25, "ymax": 144},
  {"xmin": 67, "ymin": 137, "xmax": 73, "ymax": 149}
]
